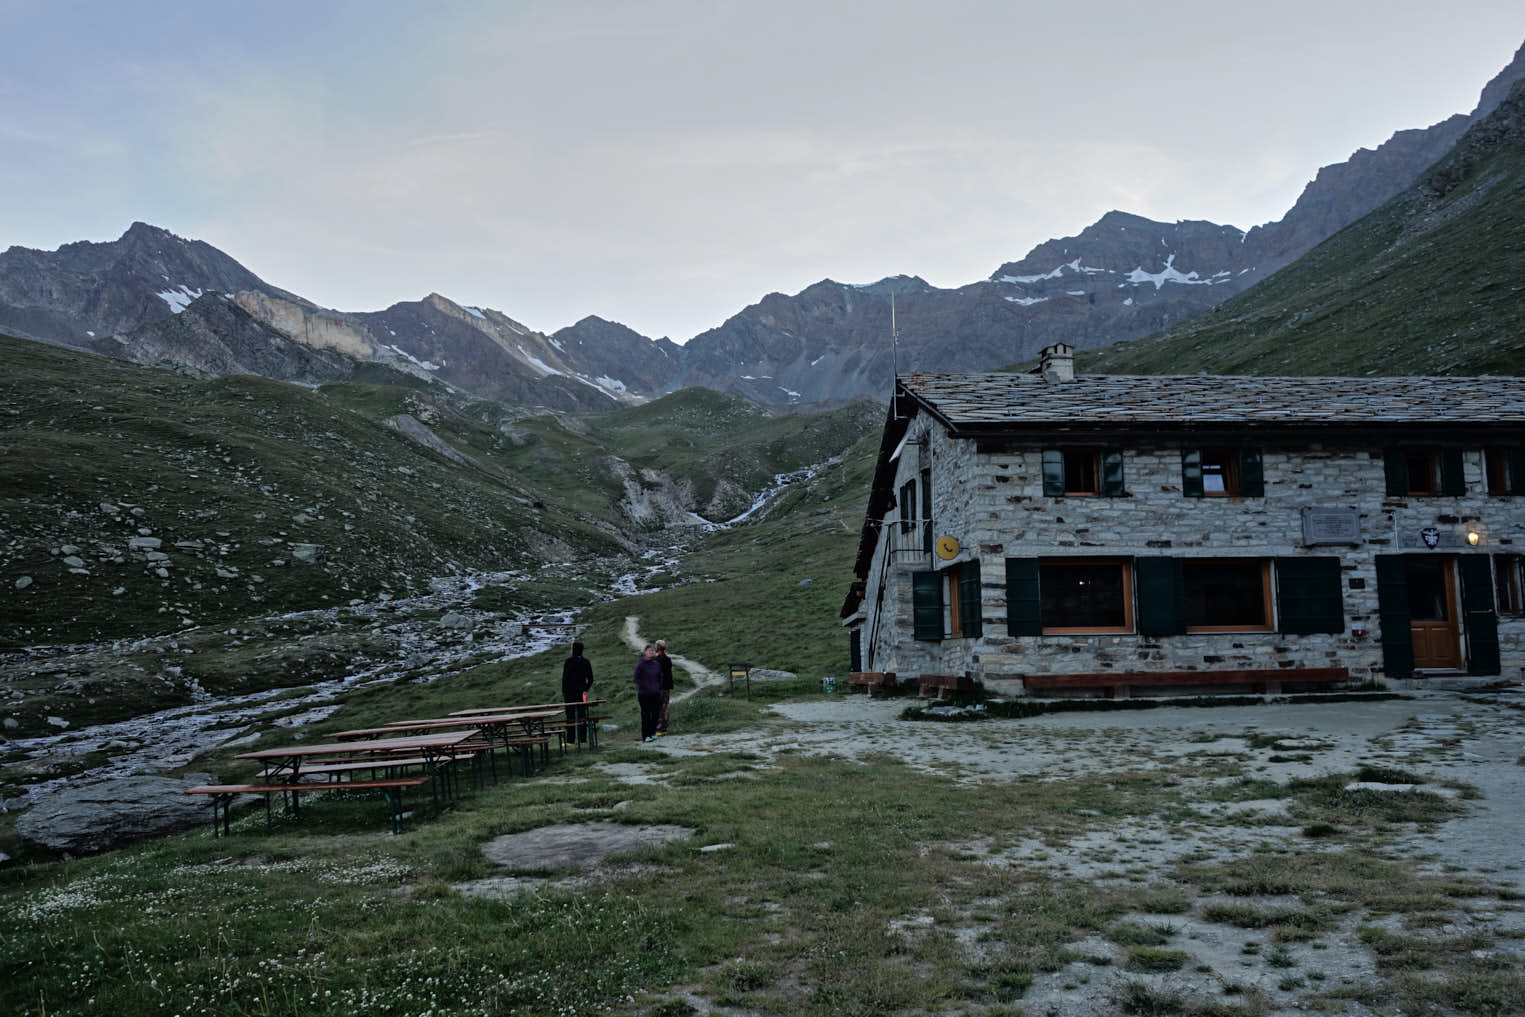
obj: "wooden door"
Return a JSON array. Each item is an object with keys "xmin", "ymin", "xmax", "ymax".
[{"xmin": 1406, "ymin": 558, "xmax": 1462, "ymax": 670}]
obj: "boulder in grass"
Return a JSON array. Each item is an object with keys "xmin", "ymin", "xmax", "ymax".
[{"xmin": 15, "ymin": 773, "xmax": 216, "ymax": 856}]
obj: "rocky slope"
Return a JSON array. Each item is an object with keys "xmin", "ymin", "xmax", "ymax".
[
  {"xmin": 1086, "ymin": 77, "xmax": 1525, "ymax": 378},
  {"xmin": 674, "ymin": 42, "xmax": 1525, "ymax": 402}
]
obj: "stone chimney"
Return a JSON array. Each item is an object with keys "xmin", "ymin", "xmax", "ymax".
[{"xmin": 1038, "ymin": 342, "xmax": 1074, "ymax": 382}]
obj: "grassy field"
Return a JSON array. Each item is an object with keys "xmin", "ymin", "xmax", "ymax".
[{"xmin": 5, "ymin": 669, "xmax": 1522, "ymax": 1016}]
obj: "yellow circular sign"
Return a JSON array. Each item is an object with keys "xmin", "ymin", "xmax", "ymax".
[{"xmin": 935, "ymin": 536, "xmax": 960, "ymax": 560}]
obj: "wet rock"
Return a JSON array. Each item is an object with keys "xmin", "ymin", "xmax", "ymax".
[
  {"xmin": 15, "ymin": 773, "xmax": 216, "ymax": 856},
  {"xmin": 15, "ymin": 576, "xmax": 32, "ymax": 590},
  {"xmin": 128, "ymin": 536, "xmax": 162, "ymax": 550},
  {"xmin": 479, "ymin": 821, "xmax": 694, "ymax": 872}
]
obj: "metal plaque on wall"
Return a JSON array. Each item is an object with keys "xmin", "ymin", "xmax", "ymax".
[{"xmin": 1301, "ymin": 507, "xmax": 1362, "ymax": 546}]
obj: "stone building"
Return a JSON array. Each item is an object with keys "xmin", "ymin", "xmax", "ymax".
[{"xmin": 840, "ymin": 345, "xmax": 1525, "ymax": 695}]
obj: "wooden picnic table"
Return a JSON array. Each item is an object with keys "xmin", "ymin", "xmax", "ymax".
[
  {"xmin": 449, "ymin": 701, "xmax": 608, "ymax": 749},
  {"xmin": 236, "ymin": 729, "xmax": 482, "ymax": 785},
  {"xmin": 448, "ymin": 700, "xmax": 606, "ymax": 716},
  {"xmin": 188, "ymin": 729, "xmax": 484, "ymax": 835},
  {"xmin": 332, "ymin": 711, "xmax": 563, "ymax": 777}
]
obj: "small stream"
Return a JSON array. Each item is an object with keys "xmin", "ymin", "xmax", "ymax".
[{"xmin": 3, "ymin": 457, "xmax": 835, "ymax": 811}]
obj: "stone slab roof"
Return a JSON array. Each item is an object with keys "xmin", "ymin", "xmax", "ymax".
[{"xmin": 902, "ymin": 372, "xmax": 1525, "ymax": 427}]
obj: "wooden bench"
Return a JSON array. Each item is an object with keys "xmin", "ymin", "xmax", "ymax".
[
  {"xmin": 848, "ymin": 671, "xmax": 897, "ymax": 695},
  {"xmin": 918, "ymin": 673, "xmax": 976, "ymax": 699},
  {"xmin": 1022, "ymin": 667, "xmax": 1352, "ymax": 699},
  {"xmin": 185, "ymin": 777, "xmax": 431, "ymax": 836}
]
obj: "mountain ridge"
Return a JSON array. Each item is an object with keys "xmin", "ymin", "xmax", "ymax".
[{"xmin": 3, "ymin": 41, "xmax": 1521, "ymax": 405}]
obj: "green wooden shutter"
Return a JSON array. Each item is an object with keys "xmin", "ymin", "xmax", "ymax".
[
  {"xmin": 1276, "ymin": 557, "xmax": 1345, "ymax": 634},
  {"xmin": 849, "ymin": 628, "xmax": 862, "ymax": 672},
  {"xmin": 1006, "ymin": 558, "xmax": 1041, "ymax": 636},
  {"xmin": 1383, "ymin": 449, "xmax": 1407, "ymax": 496},
  {"xmin": 1375, "ymin": 555, "xmax": 1413, "ymax": 678},
  {"xmin": 1135, "ymin": 557, "xmax": 1184, "ymax": 636},
  {"xmin": 1440, "ymin": 450, "xmax": 1466, "ymax": 496},
  {"xmin": 1238, "ymin": 449, "xmax": 1265, "ymax": 497},
  {"xmin": 1508, "ymin": 449, "xmax": 1525, "ymax": 495},
  {"xmin": 1102, "ymin": 450, "xmax": 1126, "ymax": 497},
  {"xmin": 1458, "ymin": 555, "xmax": 1500, "ymax": 675},
  {"xmin": 958, "ymin": 560, "xmax": 983, "ymax": 638},
  {"xmin": 1181, "ymin": 449, "xmax": 1203, "ymax": 498},
  {"xmin": 1042, "ymin": 449, "xmax": 1064, "ymax": 496},
  {"xmin": 912, "ymin": 571, "xmax": 943, "ymax": 642}
]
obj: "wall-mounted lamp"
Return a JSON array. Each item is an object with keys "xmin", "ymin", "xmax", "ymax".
[{"xmin": 1467, "ymin": 530, "xmax": 1481, "ymax": 546}]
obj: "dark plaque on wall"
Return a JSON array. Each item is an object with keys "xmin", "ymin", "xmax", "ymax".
[{"xmin": 1301, "ymin": 507, "xmax": 1362, "ymax": 546}]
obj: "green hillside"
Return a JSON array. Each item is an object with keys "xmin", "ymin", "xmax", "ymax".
[
  {"xmin": 0, "ymin": 335, "xmax": 879, "ymax": 651},
  {"xmin": 1083, "ymin": 81, "xmax": 1525, "ymax": 378}
]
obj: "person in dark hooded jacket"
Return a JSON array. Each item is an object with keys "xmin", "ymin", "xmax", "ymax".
[
  {"xmin": 654, "ymin": 639, "xmax": 674, "ymax": 735},
  {"xmin": 632, "ymin": 644, "xmax": 664, "ymax": 742},
  {"xmin": 561, "ymin": 641, "xmax": 594, "ymax": 744}
]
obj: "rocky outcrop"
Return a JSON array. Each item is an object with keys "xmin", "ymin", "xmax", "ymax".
[
  {"xmin": 236, "ymin": 291, "xmax": 376, "ymax": 359},
  {"xmin": 16, "ymin": 773, "xmax": 216, "ymax": 856}
]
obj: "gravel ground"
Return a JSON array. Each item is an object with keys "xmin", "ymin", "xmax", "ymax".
[{"xmin": 471, "ymin": 679, "xmax": 1525, "ymax": 1017}]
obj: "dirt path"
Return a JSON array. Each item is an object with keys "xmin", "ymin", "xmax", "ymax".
[{"xmin": 621, "ymin": 616, "xmax": 725, "ymax": 702}]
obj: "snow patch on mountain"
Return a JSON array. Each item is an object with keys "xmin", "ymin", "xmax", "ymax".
[
  {"xmin": 1125, "ymin": 254, "xmax": 1232, "ymax": 290},
  {"xmin": 156, "ymin": 285, "xmax": 203, "ymax": 313}
]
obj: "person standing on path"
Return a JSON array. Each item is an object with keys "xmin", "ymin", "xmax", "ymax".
[
  {"xmin": 655, "ymin": 639, "xmax": 674, "ymax": 735},
  {"xmin": 633, "ymin": 644, "xmax": 664, "ymax": 743},
  {"xmin": 561, "ymin": 642, "xmax": 594, "ymax": 744}
]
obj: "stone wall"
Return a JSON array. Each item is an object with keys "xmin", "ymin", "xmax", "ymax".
[{"xmin": 858, "ymin": 408, "xmax": 1525, "ymax": 687}]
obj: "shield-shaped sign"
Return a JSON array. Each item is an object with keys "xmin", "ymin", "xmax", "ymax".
[{"xmin": 1421, "ymin": 527, "xmax": 1440, "ymax": 549}]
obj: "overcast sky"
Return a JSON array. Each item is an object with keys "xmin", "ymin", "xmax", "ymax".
[{"xmin": 3, "ymin": 1, "xmax": 1523, "ymax": 342}]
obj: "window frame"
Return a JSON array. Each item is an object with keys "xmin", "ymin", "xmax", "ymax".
[
  {"xmin": 1182, "ymin": 447, "xmax": 1264, "ymax": 498},
  {"xmin": 1494, "ymin": 553, "xmax": 1524, "ymax": 615},
  {"xmin": 1181, "ymin": 558, "xmax": 1274, "ymax": 633},
  {"xmin": 1199, "ymin": 448, "xmax": 1239, "ymax": 497},
  {"xmin": 1038, "ymin": 557, "xmax": 1134, "ymax": 634},
  {"xmin": 1043, "ymin": 447, "xmax": 1125, "ymax": 497},
  {"xmin": 1385, "ymin": 447, "xmax": 1466, "ymax": 497},
  {"xmin": 1484, "ymin": 448, "xmax": 1525, "ymax": 496},
  {"xmin": 1063, "ymin": 449, "xmax": 1100, "ymax": 496}
]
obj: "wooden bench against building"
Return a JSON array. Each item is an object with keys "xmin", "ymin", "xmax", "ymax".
[
  {"xmin": 918, "ymin": 673, "xmax": 976, "ymax": 699},
  {"xmin": 1022, "ymin": 667, "xmax": 1352, "ymax": 699},
  {"xmin": 848, "ymin": 671, "xmax": 897, "ymax": 695}
]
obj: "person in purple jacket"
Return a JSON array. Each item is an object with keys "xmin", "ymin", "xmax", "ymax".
[{"xmin": 632, "ymin": 644, "xmax": 665, "ymax": 743}]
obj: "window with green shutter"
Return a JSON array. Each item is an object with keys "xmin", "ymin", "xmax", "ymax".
[
  {"xmin": 1237, "ymin": 449, "xmax": 1264, "ymax": 497},
  {"xmin": 1375, "ymin": 555, "xmax": 1414, "ymax": 677},
  {"xmin": 1005, "ymin": 558, "xmax": 1042, "ymax": 636},
  {"xmin": 1484, "ymin": 448, "xmax": 1525, "ymax": 495},
  {"xmin": 1135, "ymin": 557, "xmax": 1184, "ymax": 636},
  {"xmin": 912, "ymin": 571, "xmax": 943, "ymax": 642},
  {"xmin": 1458, "ymin": 555, "xmax": 1500, "ymax": 676},
  {"xmin": 1182, "ymin": 448, "xmax": 1263, "ymax": 497},
  {"xmin": 1102, "ymin": 450, "xmax": 1126, "ymax": 497},
  {"xmin": 957, "ymin": 560, "xmax": 983, "ymax": 638},
  {"xmin": 1275, "ymin": 557, "xmax": 1345, "ymax": 634},
  {"xmin": 1044, "ymin": 448, "xmax": 1125, "ymax": 496},
  {"xmin": 1386, "ymin": 448, "xmax": 1466, "ymax": 496},
  {"xmin": 1181, "ymin": 449, "xmax": 1204, "ymax": 498}
]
